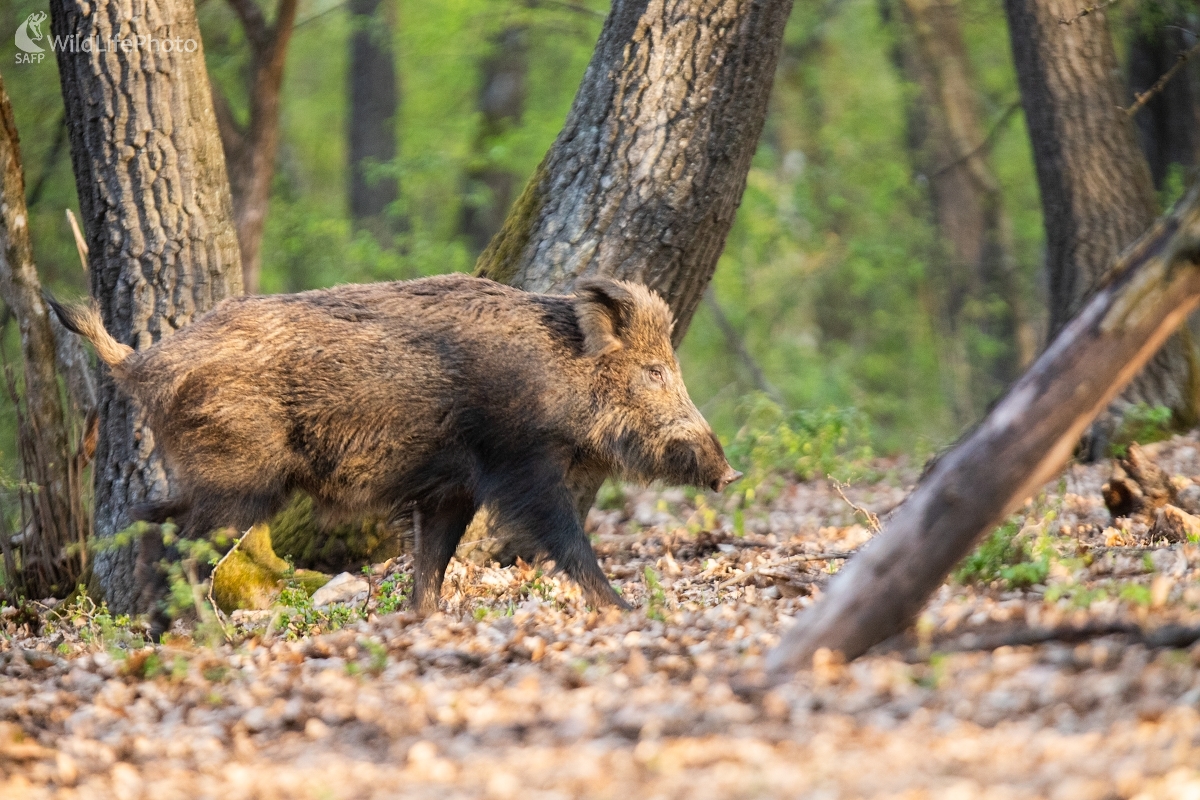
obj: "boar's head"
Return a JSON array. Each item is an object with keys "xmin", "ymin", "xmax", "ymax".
[{"xmin": 574, "ymin": 277, "xmax": 741, "ymax": 493}]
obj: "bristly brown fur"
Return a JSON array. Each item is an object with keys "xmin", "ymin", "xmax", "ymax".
[{"xmin": 53, "ymin": 274, "xmax": 739, "ymax": 614}]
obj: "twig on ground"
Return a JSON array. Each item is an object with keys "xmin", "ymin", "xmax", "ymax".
[
  {"xmin": 718, "ymin": 551, "xmax": 856, "ymax": 589},
  {"xmin": 883, "ymin": 620, "xmax": 1200, "ymax": 662},
  {"xmin": 833, "ymin": 480, "xmax": 881, "ymax": 533}
]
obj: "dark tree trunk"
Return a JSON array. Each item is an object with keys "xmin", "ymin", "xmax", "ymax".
[
  {"xmin": 477, "ymin": 0, "xmax": 795, "ymax": 344},
  {"xmin": 50, "ymin": 0, "xmax": 243, "ymax": 614},
  {"xmin": 1127, "ymin": 9, "xmax": 1200, "ymax": 189},
  {"xmin": 460, "ymin": 26, "xmax": 528, "ymax": 256},
  {"xmin": 212, "ymin": 0, "xmax": 299, "ymax": 293},
  {"xmin": 894, "ymin": 0, "xmax": 1034, "ymax": 421},
  {"xmin": 762, "ymin": 184, "xmax": 1200, "ymax": 677},
  {"xmin": 0, "ymin": 73, "xmax": 91, "ymax": 598},
  {"xmin": 347, "ymin": 0, "xmax": 400, "ymax": 235},
  {"xmin": 1006, "ymin": 0, "xmax": 1199, "ymax": 431}
]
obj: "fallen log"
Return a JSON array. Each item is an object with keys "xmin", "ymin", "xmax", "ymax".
[{"xmin": 763, "ymin": 183, "xmax": 1200, "ymax": 678}]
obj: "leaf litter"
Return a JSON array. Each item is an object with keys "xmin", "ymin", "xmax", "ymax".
[{"xmin": 6, "ymin": 437, "xmax": 1200, "ymax": 797}]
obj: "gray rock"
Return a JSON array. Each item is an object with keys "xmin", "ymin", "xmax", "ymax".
[{"xmin": 310, "ymin": 572, "xmax": 369, "ymax": 608}]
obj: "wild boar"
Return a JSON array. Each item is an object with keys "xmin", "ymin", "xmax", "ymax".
[{"xmin": 51, "ymin": 274, "xmax": 741, "ymax": 614}]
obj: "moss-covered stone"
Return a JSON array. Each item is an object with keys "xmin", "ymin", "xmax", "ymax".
[{"xmin": 210, "ymin": 523, "xmax": 333, "ymax": 613}]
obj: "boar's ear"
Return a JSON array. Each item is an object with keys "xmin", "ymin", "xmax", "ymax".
[{"xmin": 574, "ymin": 277, "xmax": 637, "ymax": 358}]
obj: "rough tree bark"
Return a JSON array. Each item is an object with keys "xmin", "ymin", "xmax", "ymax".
[
  {"xmin": 50, "ymin": 0, "xmax": 243, "ymax": 614},
  {"xmin": 347, "ymin": 0, "xmax": 400, "ymax": 236},
  {"xmin": 478, "ymin": 0, "xmax": 794, "ymax": 337},
  {"xmin": 894, "ymin": 0, "xmax": 1034, "ymax": 420},
  {"xmin": 472, "ymin": 0, "xmax": 795, "ymax": 534},
  {"xmin": 762, "ymin": 183, "xmax": 1200, "ymax": 677},
  {"xmin": 460, "ymin": 26, "xmax": 528, "ymax": 256},
  {"xmin": 212, "ymin": 0, "xmax": 299, "ymax": 293},
  {"xmin": 1006, "ymin": 0, "xmax": 1200, "ymax": 433},
  {"xmin": 0, "ymin": 73, "xmax": 90, "ymax": 597}
]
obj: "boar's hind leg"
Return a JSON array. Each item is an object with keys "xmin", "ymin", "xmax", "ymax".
[
  {"xmin": 412, "ymin": 493, "xmax": 477, "ymax": 616},
  {"xmin": 486, "ymin": 476, "xmax": 630, "ymax": 611}
]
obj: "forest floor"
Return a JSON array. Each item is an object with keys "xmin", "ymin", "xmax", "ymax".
[{"xmin": 6, "ymin": 437, "xmax": 1200, "ymax": 799}]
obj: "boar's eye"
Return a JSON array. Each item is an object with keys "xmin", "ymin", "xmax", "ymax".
[{"xmin": 646, "ymin": 364, "xmax": 667, "ymax": 385}]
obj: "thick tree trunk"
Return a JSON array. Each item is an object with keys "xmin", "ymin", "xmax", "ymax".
[
  {"xmin": 477, "ymin": 0, "xmax": 795, "ymax": 344},
  {"xmin": 764, "ymin": 183, "xmax": 1200, "ymax": 677},
  {"xmin": 0, "ymin": 73, "xmax": 90, "ymax": 598},
  {"xmin": 50, "ymin": 0, "xmax": 243, "ymax": 614},
  {"xmin": 1006, "ymin": 0, "xmax": 1199, "ymax": 430},
  {"xmin": 460, "ymin": 26, "xmax": 528, "ymax": 256},
  {"xmin": 347, "ymin": 0, "xmax": 400, "ymax": 236},
  {"xmin": 895, "ymin": 0, "xmax": 1034, "ymax": 420},
  {"xmin": 213, "ymin": 0, "xmax": 299, "ymax": 294}
]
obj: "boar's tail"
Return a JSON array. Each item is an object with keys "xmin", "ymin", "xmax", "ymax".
[{"xmin": 44, "ymin": 295, "xmax": 134, "ymax": 368}]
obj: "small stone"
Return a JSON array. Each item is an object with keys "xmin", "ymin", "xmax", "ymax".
[
  {"xmin": 310, "ymin": 572, "xmax": 370, "ymax": 607},
  {"xmin": 304, "ymin": 718, "xmax": 330, "ymax": 740}
]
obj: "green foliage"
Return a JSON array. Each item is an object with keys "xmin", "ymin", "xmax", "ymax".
[
  {"xmin": 375, "ymin": 572, "xmax": 412, "ymax": 615},
  {"xmin": 955, "ymin": 517, "xmax": 1050, "ymax": 589},
  {"xmin": 725, "ymin": 394, "xmax": 873, "ymax": 497},
  {"xmin": 643, "ymin": 566, "xmax": 666, "ymax": 622},
  {"xmin": 1109, "ymin": 403, "xmax": 1174, "ymax": 457},
  {"xmin": 275, "ymin": 584, "xmax": 361, "ymax": 640},
  {"xmin": 45, "ymin": 590, "xmax": 142, "ymax": 653}
]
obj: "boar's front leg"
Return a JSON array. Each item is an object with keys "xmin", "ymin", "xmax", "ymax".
[
  {"xmin": 412, "ymin": 492, "xmax": 477, "ymax": 615},
  {"xmin": 483, "ymin": 465, "xmax": 630, "ymax": 611}
]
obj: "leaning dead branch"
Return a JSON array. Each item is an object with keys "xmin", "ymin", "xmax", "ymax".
[{"xmin": 762, "ymin": 181, "xmax": 1200, "ymax": 680}]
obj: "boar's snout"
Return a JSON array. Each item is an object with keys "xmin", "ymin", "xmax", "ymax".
[{"xmin": 712, "ymin": 466, "xmax": 742, "ymax": 492}]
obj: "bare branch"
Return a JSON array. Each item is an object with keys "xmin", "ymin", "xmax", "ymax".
[
  {"xmin": 1058, "ymin": 0, "xmax": 1119, "ymax": 25},
  {"xmin": 1124, "ymin": 39, "xmax": 1200, "ymax": 118},
  {"xmin": 929, "ymin": 99, "xmax": 1021, "ymax": 179},
  {"xmin": 65, "ymin": 210, "xmax": 87, "ymax": 271},
  {"xmin": 833, "ymin": 480, "xmax": 881, "ymax": 533}
]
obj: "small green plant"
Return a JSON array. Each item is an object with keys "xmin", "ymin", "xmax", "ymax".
[
  {"xmin": 1109, "ymin": 403, "xmax": 1174, "ymax": 457},
  {"xmin": 375, "ymin": 572, "xmax": 412, "ymax": 614},
  {"xmin": 955, "ymin": 516, "xmax": 1050, "ymax": 589},
  {"xmin": 46, "ymin": 589, "xmax": 142, "ymax": 653},
  {"xmin": 275, "ymin": 584, "xmax": 360, "ymax": 640},
  {"xmin": 518, "ymin": 569, "xmax": 555, "ymax": 602},
  {"xmin": 363, "ymin": 639, "xmax": 388, "ymax": 673},
  {"xmin": 643, "ymin": 566, "xmax": 667, "ymax": 622},
  {"xmin": 595, "ymin": 479, "xmax": 626, "ymax": 511},
  {"xmin": 1119, "ymin": 583, "xmax": 1153, "ymax": 607},
  {"xmin": 725, "ymin": 395, "xmax": 872, "ymax": 501}
]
